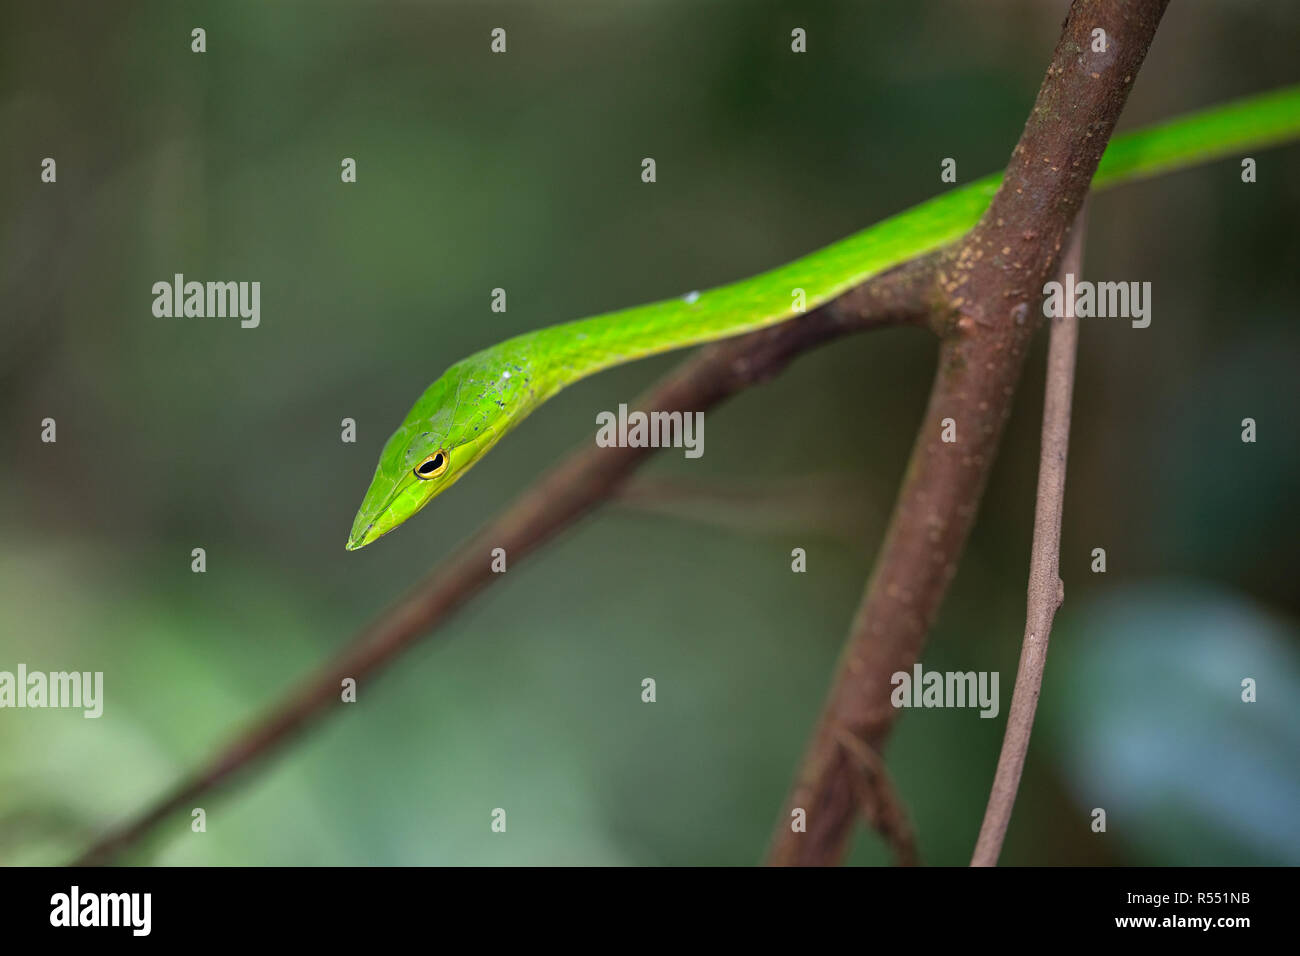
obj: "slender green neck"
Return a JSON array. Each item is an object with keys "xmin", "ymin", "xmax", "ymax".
[{"xmin": 498, "ymin": 85, "xmax": 1300, "ymax": 388}]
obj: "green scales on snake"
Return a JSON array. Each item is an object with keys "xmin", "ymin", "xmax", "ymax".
[{"xmin": 347, "ymin": 86, "xmax": 1300, "ymax": 551}]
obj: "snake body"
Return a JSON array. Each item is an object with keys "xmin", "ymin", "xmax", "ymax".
[{"xmin": 347, "ymin": 87, "xmax": 1300, "ymax": 550}]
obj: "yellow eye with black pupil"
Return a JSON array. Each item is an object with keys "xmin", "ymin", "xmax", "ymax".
[{"xmin": 415, "ymin": 451, "xmax": 448, "ymax": 479}]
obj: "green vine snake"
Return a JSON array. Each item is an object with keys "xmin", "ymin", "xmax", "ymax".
[{"xmin": 347, "ymin": 85, "xmax": 1300, "ymax": 550}]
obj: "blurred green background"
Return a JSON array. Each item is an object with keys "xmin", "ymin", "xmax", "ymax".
[{"xmin": 2, "ymin": 0, "xmax": 1298, "ymax": 865}]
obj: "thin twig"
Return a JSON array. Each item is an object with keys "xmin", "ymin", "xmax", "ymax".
[
  {"xmin": 71, "ymin": 257, "xmax": 940, "ymax": 866},
  {"xmin": 832, "ymin": 727, "xmax": 920, "ymax": 866},
  {"xmin": 613, "ymin": 472, "xmax": 884, "ymax": 542},
  {"xmin": 767, "ymin": 0, "xmax": 1169, "ymax": 866},
  {"xmin": 970, "ymin": 206, "xmax": 1086, "ymax": 867}
]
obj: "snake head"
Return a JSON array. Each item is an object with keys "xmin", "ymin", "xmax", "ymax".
[{"xmin": 345, "ymin": 357, "xmax": 528, "ymax": 550}]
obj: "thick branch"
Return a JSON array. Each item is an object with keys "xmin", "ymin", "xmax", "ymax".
[
  {"xmin": 71, "ymin": 256, "xmax": 939, "ymax": 866},
  {"xmin": 970, "ymin": 205, "xmax": 1086, "ymax": 867},
  {"xmin": 767, "ymin": 0, "xmax": 1168, "ymax": 866}
]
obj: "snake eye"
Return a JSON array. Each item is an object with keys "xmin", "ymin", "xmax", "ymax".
[{"xmin": 415, "ymin": 451, "xmax": 448, "ymax": 479}]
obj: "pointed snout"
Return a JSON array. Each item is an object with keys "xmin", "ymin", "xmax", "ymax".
[
  {"xmin": 346, "ymin": 504, "xmax": 393, "ymax": 551},
  {"xmin": 346, "ymin": 516, "xmax": 378, "ymax": 551}
]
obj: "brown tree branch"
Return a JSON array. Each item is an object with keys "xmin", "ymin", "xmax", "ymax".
[
  {"xmin": 767, "ymin": 0, "xmax": 1168, "ymax": 866},
  {"xmin": 970, "ymin": 205, "xmax": 1086, "ymax": 868},
  {"xmin": 833, "ymin": 726, "xmax": 920, "ymax": 866},
  {"xmin": 71, "ymin": 256, "xmax": 940, "ymax": 866}
]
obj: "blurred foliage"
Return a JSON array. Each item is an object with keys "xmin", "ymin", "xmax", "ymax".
[
  {"xmin": 1043, "ymin": 584, "xmax": 1300, "ymax": 865},
  {"xmin": 1, "ymin": 0, "xmax": 1297, "ymax": 864}
]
